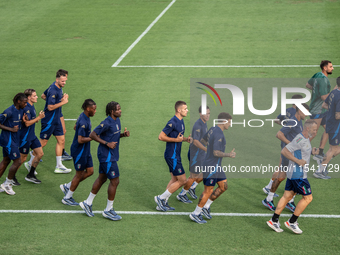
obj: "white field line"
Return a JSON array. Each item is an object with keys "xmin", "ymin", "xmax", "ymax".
[
  {"xmin": 115, "ymin": 65, "xmax": 340, "ymax": 68},
  {"xmin": 111, "ymin": 0, "xmax": 176, "ymax": 67},
  {"xmin": 64, "ymin": 119, "xmax": 77, "ymax": 121},
  {"xmin": 1, "ymin": 210, "xmax": 339, "ymax": 218}
]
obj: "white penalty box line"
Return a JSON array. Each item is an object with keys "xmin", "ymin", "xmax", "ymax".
[
  {"xmin": 115, "ymin": 65, "xmax": 340, "ymax": 68},
  {"xmin": 1, "ymin": 210, "xmax": 340, "ymax": 218}
]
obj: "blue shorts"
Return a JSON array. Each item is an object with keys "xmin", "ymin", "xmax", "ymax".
[
  {"xmin": 19, "ymin": 137, "xmax": 41, "ymax": 154},
  {"xmin": 203, "ymin": 176, "xmax": 226, "ymax": 187},
  {"xmin": 2, "ymin": 145, "xmax": 20, "ymax": 160},
  {"xmin": 165, "ymin": 157, "xmax": 185, "ymax": 176},
  {"xmin": 310, "ymin": 112, "xmax": 327, "ymax": 126},
  {"xmin": 73, "ymin": 155, "xmax": 93, "ymax": 171},
  {"xmin": 99, "ymin": 161, "xmax": 119, "ymax": 179},
  {"xmin": 285, "ymin": 178, "xmax": 312, "ymax": 196},
  {"xmin": 328, "ymin": 133, "xmax": 340, "ymax": 146},
  {"xmin": 40, "ymin": 122, "xmax": 64, "ymax": 140}
]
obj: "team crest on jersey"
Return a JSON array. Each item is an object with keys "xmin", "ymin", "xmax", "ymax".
[
  {"xmin": 168, "ymin": 123, "xmax": 172, "ymax": 127},
  {"xmin": 182, "ymin": 124, "xmax": 184, "ymax": 130},
  {"xmin": 116, "ymin": 124, "xmax": 119, "ymax": 130},
  {"xmin": 77, "ymin": 164, "xmax": 81, "ymax": 169},
  {"xmin": 18, "ymin": 114, "xmax": 21, "ymax": 119}
]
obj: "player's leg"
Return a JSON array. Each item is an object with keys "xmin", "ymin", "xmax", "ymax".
[
  {"xmin": 184, "ymin": 172, "xmax": 202, "ymax": 199},
  {"xmin": 54, "ymin": 135, "xmax": 71, "ymax": 173},
  {"xmin": 263, "ymin": 156, "xmax": 281, "ymax": 196},
  {"xmin": 60, "ymin": 116, "xmax": 72, "ymax": 161},
  {"xmin": 1, "ymin": 153, "xmax": 21, "ymax": 195},
  {"xmin": 190, "ymin": 184, "xmax": 214, "ymax": 224},
  {"xmin": 0, "ymin": 155, "xmax": 11, "ymax": 178},
  {"xmin": 103, "ymin": 162, "xmax": 121, "ymax": 221},
  {"xmin": 263, "ymin": 169, "xmax": 286, "ymax": 211}
]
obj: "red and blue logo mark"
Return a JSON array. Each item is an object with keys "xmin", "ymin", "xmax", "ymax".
[{"xmin": 196, "ymin": 82, "xmax": 222, "ymax": 106}]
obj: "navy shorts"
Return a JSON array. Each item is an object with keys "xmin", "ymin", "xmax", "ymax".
[
  {"xmin": 328, "ymin": 133, "xmax": 340, "ymax": 146},
  {"xmin": 40, "ymin": 122, "xmax": 64, "ymax": 140},
  {"xmin": 310, "ymin": 112, "xmax": 327, "ymax": 126},
  {"xmin": 19, "ymin": 137, "xmax": 41, "ymax": 154},
  {"xmin": 99, "ymin": 161, "xmax": 119, "ymax": 179},
  {"xmin": 2, "ymin": 145, "xmax": 20, "ymax": 160},
  {"xmin": 165, "ymin": 157, "xmax": 185, "ymax": 176},
  {"xmin": 73, "ymin": 155, "xmax": 93, "ymax": 171},
  {"xmin": 203, "ymin": 176, "xmax": 227, "ymax": 187},
  {"xmin": 285, "ymin": 178, "xmax": 312, "ymax": 196}
]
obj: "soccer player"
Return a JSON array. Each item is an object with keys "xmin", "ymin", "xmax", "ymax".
[
  {"xmin": 0, "ymin": 93, "xmax": 27, "ymax": 195},
  {"xmin": 315, "ymin": 77, "xmax": 340, "ymax": 179},
  {"xmin": 176, "ymin": 106, "xmax": 209, "ymax": 204},
  {"xmin": 306, "ymin": 60, "xmax": 335, "ymax": 159},
  {"xmin": 37, "ymin": 69, "xmax": 71, "ymax": 173},
  {"xmin": 190, "ymin": 112, "xmax": 235, "ymax": 224},
  {"xmin": 267, "ymin": 119, "xmax": 318, "ymax": 234},
  {"xmin": 60, "ymin": 99, "xmax": 97, "ymax": 206},
  {"xmin": 263, "ymin": 95, "xmax": 303, "ymax": 196},
  {"xmin": 18, "ymin": 89, "xmax": 45, "ymax": 184},
  {"xmin": 154, "ymin": 101, "xmax": 191, "ymax": 212},
  {"xmin": 262, "ymin": 104, "xmax": 309, "ymax": 213},
  {"xmin": 79, "ymin": 101, "xmax": 130, "ymax": 221}
]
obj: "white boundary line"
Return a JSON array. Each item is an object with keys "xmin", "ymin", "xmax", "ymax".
[
  {"xmin": 111, "ymin": 0, "xmax": 176, "ymax": 67},
  {"xmin": 64, "ymin": 119, "xmax": 77, "ymax": 121},
  {"xmin": 115, "ymin": 65, "xmax": 340, "ymax": 68},
  {"xmin": 1, "ymin": 210, "xmax": 339, "ymax": 218}
]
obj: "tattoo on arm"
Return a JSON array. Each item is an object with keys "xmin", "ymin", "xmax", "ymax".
[
  {"xmin": 213, "ymin": 150, "xmax": 228, "ymax": 157},
  {"xmin": 336, "ymin": 112, "xmax": 340, "ymax": 120}
]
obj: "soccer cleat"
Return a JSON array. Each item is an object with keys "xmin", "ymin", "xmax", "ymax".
[
  {"xmin": 262, "ymin": 187, "xmax": 279, "ymax": 197},
  {"xmin": 176, "ymin": 194, "xmax": 193, "ymax": 204},
  {"xmin": 313, "ymin": 154, "xmax": 324, "ymax": 161},
  {"xmin": 24, "ymin": 162, "xmax": 38, "ymax": 175},
  {"xmin": 267, "ymin": 219, "xmax": 283, "ymax": 233},
  {"xmin": 79, "ymin": 201, "xmax": 94, "ymax": 217},
  {"xmin": 54, "ymin": 166, "xmax": 72, "ymax": 174},
  {"xmin": 154, "ymin": 196, "xmax": 167, "ymax": 211},
  {"xmin": 60, "ymin": 183, "xmax": 69, "ymax": 196},
  {"xmin": 189, "ymin": 213, "xmax": 207, "ymax": 224},
  {"xmin": 25, "ymin": 175, "xmax": 41, "ymax": 184},
  {"xmin": 187, "ymin": 187, "xmax": 197, "ymax": 199},
  {"xmin": 102, "ymin": 208, "xmax": 122, "ymax": 221},
  {"xmin": 12, "ymin": 176, "xmax": 21, "ymax": 186},
  {"xmin": 62, "ymin": 151, "xmax": 72, "ymax": 161},
  {"xmin": 62, "ymin": 197, "xmax": 79, "ymax": 206},
  {"xmin": 201, "ymin": 207, "xmax": 212, "ymax": 219},
  {"xmin": 284, "ymin": 220, "xmax": 303, "ymax": 234},
  {"xmin": 0, "ymin": 183, "xmax": 15, "ymax": 195},
  {"xmin": 156, "ymin": 200, "xmax": 175, "ymax": 211},
  {"xmin": 313, "ymin": 172, "xmax": 331, "ymax": 180},
  {"xmin": 285, "ymin": 201, "xmax": 296, "ymax": 213},
  {"xmin": 262, "ymin": 198, "xmax": 276, "ymax": 211}
]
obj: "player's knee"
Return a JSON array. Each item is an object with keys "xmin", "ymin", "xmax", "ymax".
[
  {"xmin": 304, "ymin": 194, "xmax": 313, "ymax": 204},
  {"xmin": 36, "ymin": 151, "xmax": 44, "ymax": 159},
  {"xmin": 277, "ymin": 178, "xmax": 285, "ymax": 182},
  {"xmin": 86, "ymin": 168, "xmax": 94, "ymax": 176}
]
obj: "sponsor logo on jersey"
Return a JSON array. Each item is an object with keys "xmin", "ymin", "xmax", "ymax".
[
  {"xmin": 81, "ymin": 125, "xmax": 85, "ymax": 128},
  {"xmin": 52, "ymin": 95, "xmax": 55, "ymax": 98},
  {"xmin": 27, "ymin": 110, "xmax": 30, "ymax": 114},
  {"xmin": 196, "ymin": 129, "xmax": 200, "ymax": 132},
  {"xmin": 3, "ymin": 114, "xmax": 7, "ymax": 117},
  {"xmin": 218, "ymin": 138, "xmax": 222, "ymax": 142},
  {"xmin": 168, "ymin": 123, "xmax": 172, "ymax": 127},
  {"xmin": 100, "ymin": 124, "xmax": 104, "ymax": 127}
]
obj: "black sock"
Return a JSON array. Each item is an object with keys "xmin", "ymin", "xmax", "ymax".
[
  {"xmin": 29, "ymin": 166, "xmax": 36, "ymax": 176},
  {"xmin": 289, "ymin": 214, "xmax": 299, "ymax": 223},
  {"xmin": 272, "ymin": 213, "xmax": 280, "ymax": 223},
  {"xmin": 62, "ymin": 148, "xmax": 65, "ymax": 154},
  {"xmin": 319, "ymin": 148, "xmax": 324, "ymax": 155}
]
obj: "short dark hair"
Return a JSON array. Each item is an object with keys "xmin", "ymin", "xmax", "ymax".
[
  {"xmin": 198, "ymin": 105, "xmax": 209, "ymax": 113},
  {"xmin": 291, "ymin": 94, "xmax": 303, "ymax": 99},
  {"xmin": 56, "ymin": 69, "xmax": 68, "ymax": 78},
  {"xmin": 24, "ymin": 89, "xmax": 36, "ymax": 97},
  {"xmin": 106, "ymin": 101, "xmax": 119, "ymax": 116},
  {"xmin": 218, "ymin": 112, "xmax": 232, "ymax": 120},
  {"xmin": 175, "ymin": 101, "xmax": 186, "ymax": 111},
  {"xmin": 336, "ymin": 76, "xmax": 340, "ymax": 87},
  {"xmin": 82, "ymin": 99, "xmax": 96, "ymax": 110},
  {"xmin": 320, "ymin": 60, "xmax": 332, "ymax": 70},
  {"xmin": 304, "ymin": 119, "xmax": 317, "ymax": 129},
  {"xmin": 13, "ymin": 93, "xmax": 27, "ymax": 104},
  {"xmin": 296, "ymin": 103, "xmax": 309, "ymax": 113}
]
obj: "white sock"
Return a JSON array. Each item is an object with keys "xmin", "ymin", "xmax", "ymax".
[
  {"xmin": 65, "ymin": 190, "xmax": 74, "ymax": 199},
  {"xmin": 317, "ymin": 164, "xmax": 326, "ymax": 173},
  {"xmin": 204, "ymin": 199, "xmax": 213, "ymax": 209},
  {"xmin": 159, "ymin": 189, "xmax": 172, "ymax": 200},
  {"xmin": 56, "ymin": 156, "xmax": 63, "ymax": 168},
  {"xmin": 289, "ymin": 195, "xmax": 295, "ymax": 203},
  {"xmin": 179, "ymin": 188, "xmax": 188, "ymax": 196},
  {"xmin": 105, "ymin": 199, "xmax": 114, "ymax": 211},
  {"xmin": 191, "ymin": 181, "xmax": 198, "ymax": 189},
  {"xmin": 265, "ymin": 179, "xmax": 273, "ymax": 190},
  {"xmin": 5, "ymin": 177, "xmax": 13, "ymax": 185},
  {"xmin": 86, "ymin": 192, "xmax": 96, "ymax": 206},
  {"xmin": 66, "ymin": 181, "xmax": 72, "ymax": 189},
  {"xmin": 266, "ymin": 192, "xmax": 274, "ymax": 201},
  {"xmin": 28, "ymin": 151, "xmax": 35, "ymax": 165},
  {"xmin": 193, "ymin": 205, "xmax": 203, "ymax": 215}
]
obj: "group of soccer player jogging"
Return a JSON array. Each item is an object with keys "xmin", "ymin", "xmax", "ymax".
[{"xmin": 0, "ymin": 61, "xmax": 339, "ymax": 228}]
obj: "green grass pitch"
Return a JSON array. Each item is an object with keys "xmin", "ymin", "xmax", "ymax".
[{"xmin": 0, "ymin": 0, "xmax": 340, "ymax": 254}]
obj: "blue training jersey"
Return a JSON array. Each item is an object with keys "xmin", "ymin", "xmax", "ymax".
[
  {"xmin": 70, "ymin": 112, "xmax": 92, "ymax": 163},
  {"xmin": 202, "ymin": 126, "xmax": 226, "ymax": 168},
  {"xmin": 0, "ymin": 105, "xmax": 23, "ymax": 147},
  {"xmin": 93, "ymin": 116, "xmax": 121, "ymax": 163},
  {"xmin": 41, "ymin": 82, "xmax": 63, "ymax": 125},
  {"xmin": 189, "ymin": 118, "xmax": 207, "ymax": 165},
  {"xmin": 325, "ymin": 89, "xmax": 340, "ymax": 134},
  {"xmin": 20, "ymin": 103, "xmax": 37, "ymax": 147},
  {"xmin": 276, "ymin": 107, "xmax": 296, "ymax": 123},
  {"xmin": 162, "ymin": 115, "xmax": 185, "ymax": 159},
  {"xmin": 279, "ymin": 115, "xmax": 303, "ymax": 148}
]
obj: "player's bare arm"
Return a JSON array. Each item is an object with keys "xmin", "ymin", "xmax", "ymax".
[
  {"xmin": 193, "ymin": 139, "xmax": 207, "ymax": 152},
  {"xmin": 335, "ymin": 112, "xmax": 340, "ymax": 120},
  {"xmin": 322, "ymin": 102, "xmax": 329, "ymax": 109},
  {"xmin": 0, "ymin": 124, "xmax": 19, "ymax": 132},
  {"xmin": 41, "ymin": 93, "xmax": 46, "ymax": 100},
  {"xmin": 281, "ymin": 147, "xmax": 306, "ymax": 166},
  {"xmin": 200, "ymin": 138, "xmax": 208, "ymax": 146},
  {"xmin": 276, "ymin": 131, "xmax": 290, "ymax": 145},
  {"xmin": 182, "ymin": 134, "xmax": 191, "ymax": 143},
  {"xmin": 89, "ymin": 131, "xmax": 117, "ymax": 149},
  {"xmin": 22, "ymin": 111, "xmax": 45, "ymax": 127},
  {"xmin": 213, "ymin": 148, "xmax": 236, "ymax": 158},
  {"xmin": 158, "ymin": 131, "xmax": 183, "ymax": 142},
  {"xmin": 306, "ymin": 83, "xmax": 313, "ymax": 90},
  {"xmin": 120, "ymin": 127, "xmax": 130, "ymax": 138},
  {"xmin": 78, "ymin": 135, "xmax": 92, "ymax": 144},
  {"xmin": 47, "ymin": 94, "xmax": 69, "ymax": 111}
]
